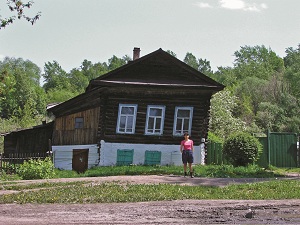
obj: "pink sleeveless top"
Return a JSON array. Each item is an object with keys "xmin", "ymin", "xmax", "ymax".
[{"xmin": 181, "ymin": 140, "xmax": 193, "ymax": 150}]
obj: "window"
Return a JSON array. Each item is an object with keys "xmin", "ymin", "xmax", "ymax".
[
  {"xmin": 173, "ymin": 106, "xmax": 193, "ymax": 136},
  {"xmin": 75, "ymin": 117, "xmax": 84, "ymax": 129},
  {"xmin": 145, "ymin": 105, "xmax": 165, "ymax": 135},
  {"xmin": 116, "ymin": 104, "xmax": 138, "ymax": 134}
]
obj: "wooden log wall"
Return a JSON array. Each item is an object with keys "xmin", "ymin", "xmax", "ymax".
[
  {"xmin": 52, "ymin": 107, "xmax": 100, "ymax": 145},
  {"xmin": 4, "ymin": 123, "xmax": 53, "ymax": 156},
  {"xmin": 100, "ymin": 92, "xmax": 211, "ymax": 145}
]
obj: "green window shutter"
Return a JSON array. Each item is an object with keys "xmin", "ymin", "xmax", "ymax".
[
  {"xmin": 144, "ymin": 151, "xmax": 161, "ymax": 165},
  {"xmin": 117, "ymin": 149, "xmax": 134, "ymax": 166}
]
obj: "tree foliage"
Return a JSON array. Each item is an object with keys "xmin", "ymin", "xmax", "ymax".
[
  {"xmin": 209, "ymin": 89, "xmax": 247, "ymax": 139},
  {"xmin": 233, "ymin": 45, "xmax": 284, "ymax": 81},
  {"xmin": 0, "ymin": 44, "xmax": 299, "ymax": 146},
  {"xmin": 212, "ymin": 44, "xmax": 299, "ymax": 136},
  {"xmin": 183, "ymin": 52, "xmax": 213, "ymax": 76},
  {"xmin": 42, "ymin": 55, "xmax": 129, "ymax": 104},
  {"xmin": 284, "ymin": 45, "xmax": 300, "ymax": 99},
  {"xmin": 223, "ymin": 132, "xmax": 262, "ymax": 167},
  {"xmin": 0, "ymin": 0, "xmax": 41, "ymax": 29},
  {"xmin": 0, "ymin": 57, "xmax": 46, "ymax": 119}
]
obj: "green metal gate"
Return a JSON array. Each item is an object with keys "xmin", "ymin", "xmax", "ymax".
[{"xmin": 267, "ymin": 132, "xmax": 298, "ymax": 167}]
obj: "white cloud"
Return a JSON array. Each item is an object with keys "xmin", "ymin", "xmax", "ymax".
[
  {"xmin": 0, "ymin": 54, "xmax": 4, "ymax": 61},
  {"xmin": 260, "ymin": 3, "xmax": 268, "ymax": 9},
  {"xmin": 195, "ymin": 2, "xmax": 212, "ymax": 8},
  {"xmin": 219, "ymin": 0, "xmax": 245, "ymax": 10},
  {"xmin": 219, "ymin": 0, "xmax": 268, "ymax": 12}
]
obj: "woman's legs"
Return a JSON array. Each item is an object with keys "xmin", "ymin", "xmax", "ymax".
[
  {"xmin": 188, "ymin": 163, "xmax": 194, "ymax": 178},
  {"xmin": 188, "ymin": 163, "xmax": 193, "ymax": 172}
]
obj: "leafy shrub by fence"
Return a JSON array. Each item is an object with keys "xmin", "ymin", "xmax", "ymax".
[
  {"xmin": 17, "ymin": 157, "xmax": 56, "ymax": 179},
  {"xmin": 0, "ymin": 152, "xmax": 48, "ymax": 173}
]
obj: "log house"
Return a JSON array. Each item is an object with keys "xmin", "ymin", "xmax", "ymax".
[{"xmin": 48, "ymin": 48, "xmax": 224, "ymax": 170}]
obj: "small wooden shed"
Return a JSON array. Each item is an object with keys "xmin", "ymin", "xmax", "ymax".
[
  {"xmin": 48, "ymin": 48, "xmax": 224, "ymax": 170},
  {"xmin": 2, "ymin": 122, "xmax": 53, "ymax": 156}
]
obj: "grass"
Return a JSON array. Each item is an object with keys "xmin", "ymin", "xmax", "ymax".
[
  {"xmin": 0, "ymin": 163, "xmax": 288, "ymax": 180},
  {"xmin": 0, "ymin": 180, "xmax": 299, "ymax": 204},
  {"xmin": 0, "ymin": 164, "xmax": 299, "ymax": 204},
  {"xmin": 52, "ymin": 164, "xmax": 279, "ymax": 179},
  {"xmin": 0, "ymin": 181, "xmax": 88, "ymax": 191}
]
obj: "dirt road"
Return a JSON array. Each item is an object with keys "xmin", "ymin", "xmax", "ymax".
[{"xmin": 1, "ymin": 175, "xmax": 300, "ymax": 224}]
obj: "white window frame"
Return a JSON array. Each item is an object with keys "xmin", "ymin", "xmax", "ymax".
[
  {"xmin": 173, "ymin": 106, "xmax": 193, "ymax": 136},
  {"xmin": 116, "ymin": 104, "xmax": 138, "ymax": 134},
  {"xmin": 145, "ymin": 105, "xmax": 165, "ymax": 135}
]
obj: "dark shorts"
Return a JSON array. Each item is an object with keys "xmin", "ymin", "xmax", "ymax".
[{"xmin": 182, "ymin": 150, "xmax": 194, "ymax": 164}]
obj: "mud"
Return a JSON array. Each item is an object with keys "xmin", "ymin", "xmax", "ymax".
[{"xmin": 1, "ymin": 175, "xmax": 300, "ymax": 224}]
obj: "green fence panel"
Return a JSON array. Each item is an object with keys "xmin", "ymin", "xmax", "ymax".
[
  {"xmin": 257, "ymin": 137, "xmax": 268, "ymax": 168},
  {"xmin": 269, "ymin": 132, "xmax": 298, "ymax": 168},
  {"xmin": 206, "ymin": 142, "xmax": 223, "ymax": 165}
]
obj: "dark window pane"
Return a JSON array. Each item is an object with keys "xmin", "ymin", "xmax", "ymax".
[
  {"xmin": 176, "ymin": 118, "xmax": 182, "ymax": 130},
  {"xmin": 150, "ymin": 108, "xmax": 162, "ymax": 116},
  {"xmin": 177, "ymin": 109, "xmax": 190, "ymax": 117},
  {"xmin": 148, "ymin": 117, "xmax": 154, "ymax": 130},
  {"xmin": 75, "ymin": 117, "xmax": 84, "ymax": 129},
  {"xmin": 121, "ymin": 106, "xmax": 134, "ymax": 115},
  {"xmin": 127, "ymin": 116, "xmax": 133, "ymax": 129},
  {"xmin": 183, "ymin": 119, "xmax": 189, "ymax": 130},
  {"xmin": 155, "ymin": 118, "xmax": 161, "ymax": 129},
  {"xmin": 119, "ymin": 116, "xmax": 126, "ymax": 129}
]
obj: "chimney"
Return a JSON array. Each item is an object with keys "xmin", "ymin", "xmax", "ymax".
[{"xmin": 133, "ymin": 47, "xmax": 140, "ymax": 60}]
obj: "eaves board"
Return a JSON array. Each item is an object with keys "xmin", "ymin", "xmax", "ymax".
[{"xmin": 48, "ymin": 87, "xmax": 107, "ymax": 117}]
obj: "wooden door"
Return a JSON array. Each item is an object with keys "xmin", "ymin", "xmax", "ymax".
[{"xmin": 72, "ymin": 149, "xmax": 89, "ymax": 173}]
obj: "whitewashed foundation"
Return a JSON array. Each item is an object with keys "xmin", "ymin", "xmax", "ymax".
[
  {"xmin": 52, "ymin": 144, "xmax": 99, "ymax": 170},
  {"xmin": 99, "ymin": 140, "xmax": 205, "ymax": 166},
  {"xmin": 51, "ymin": 142, "xmax": 205, "ymax": 170}
]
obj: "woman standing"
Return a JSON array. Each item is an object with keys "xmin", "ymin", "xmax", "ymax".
[{"xmin": 180, "ymin": 132, "xmax": 194, "ymax": 178}]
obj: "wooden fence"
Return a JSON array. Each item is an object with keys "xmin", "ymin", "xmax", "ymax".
[{"xmin": 0, "ymin": 152, "xmax": 48, "ymax": 173}]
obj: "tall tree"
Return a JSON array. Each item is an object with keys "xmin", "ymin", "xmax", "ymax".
[
  {"xmin": 67, "ymin": 68, "xmax": 89, "ymax": 94},
  {"xmin": 80, "ymin": 59, "xmax": 108, "ymax": 81},
  {"xmin": 0, "ymin": 0, "xmax": 41, "ymax": 29},
  {"xmin": 233, "ymin": 45, "xmax": 284, "ymax": 81},
  {"xmin": 183, "ymin": 52, "xmax": 213, "ymax": 77},
  {"xmin": 284, "ymin": 44, "xmax": 300, "ymax": 98},
  {"xmin": 42, "ymin": 61, "xmax": 70, "ymax": 92},
  {"xmin": 166, "ymin": 50, "xmax": 177, "ymax": 58},
  {"xmin": 42, "ymin": 61, "xmax": 77, "ymax": 103},
  {"xmin": 209, "ymin": 89, "xmax": 248, "ymax": 139},
  {"xmin": 213, "ymin": 66, "xmax": 237, "ymax": 87},
  {"xmin": 0, "ymin": 57, "xmax": 46, "ymax": 119},
  {"xmin": 108, "ymin": 55, "xmax": 130, "ymax": 71},
  {"xmin": 198, "ymin": 58, "xmax": 212, "ymax": 75},
  {"xmin": 183, "ymin": 52, "xmax": 199, "ymax": 70},
  {"xmin": 68, "ymin": 59, "xmax": 110, "ymax": 94}
]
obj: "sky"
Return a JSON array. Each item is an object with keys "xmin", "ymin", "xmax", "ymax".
[{"xmin": 1, "ymin": 0, "xmax": 300, "ymax": 74}]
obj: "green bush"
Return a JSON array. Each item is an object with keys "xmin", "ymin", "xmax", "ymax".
[
  {"xmin": 223, "ymin": 132, "xmax": 262, "ymax": 167},
  {"xmin": 17, "ymin": 157, "xmax": 56, "ymax": 180},
  {"xmin": 208, "ymin": 131, "xmax": 224, "ymax": 143}
]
